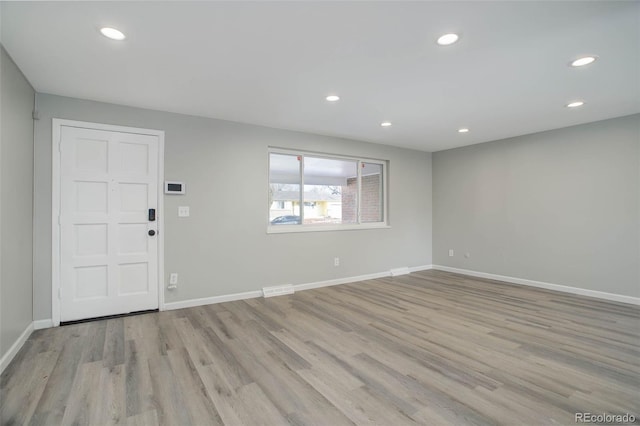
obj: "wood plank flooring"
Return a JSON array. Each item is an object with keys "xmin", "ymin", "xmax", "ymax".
[{"xmin": 2, "ymin": 270, "xmax": 639, "ymax": 425}]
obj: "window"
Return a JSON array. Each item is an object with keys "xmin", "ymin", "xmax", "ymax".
[{"xmin": 268, "ymin": 149, "xmax": 387, "ymax": 231}]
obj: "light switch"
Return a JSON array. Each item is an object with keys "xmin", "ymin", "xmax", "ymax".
[{"xmin": 178, "ymin": 206, "xmax": 190, "ymax": 217}]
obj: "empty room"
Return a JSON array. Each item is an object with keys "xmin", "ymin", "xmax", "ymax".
[{"xmin": 1, "ymin": 1, "xmax": 638, "ymax": 425}]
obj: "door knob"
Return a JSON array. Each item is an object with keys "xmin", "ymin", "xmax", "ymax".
[{"xmin": 148, "ymin": 230, "xmax": 156, "ymax": 236}]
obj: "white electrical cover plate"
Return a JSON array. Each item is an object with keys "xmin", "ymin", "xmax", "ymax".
[{"xmin": 178, "ymin": 206, "xmax": 190, "ymax": 217}]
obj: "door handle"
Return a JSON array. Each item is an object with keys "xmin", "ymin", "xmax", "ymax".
[{"xmin": 148, "ymin": 230, "xmax": 156, "ymax": 236}]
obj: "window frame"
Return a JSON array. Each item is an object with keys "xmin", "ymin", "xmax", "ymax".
[{"xmin": 267, "ymin": 148, "xmax": 389, "ymax": 233}]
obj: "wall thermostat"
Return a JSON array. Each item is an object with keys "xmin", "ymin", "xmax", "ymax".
[{"xmin": 165, "ymin": 181, "xmax": 186, "ymax": 194}]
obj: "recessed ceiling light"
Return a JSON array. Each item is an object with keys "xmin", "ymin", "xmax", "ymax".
[
  {"xmin": 380, "ymin": 122, "xmax": 392, "ymax": 127},
  {"xmin": 325, "ymin": 95, "xmax": 340, "ymax": 102},
  {"xmin": 570, "ymin": 56, "xmax": 597, "ymax": 67},
  {"xmin": 100, "ymin": 27, "xmax": 126, "ymax": 41},
  {"xmin": 458, "ymin": 128, "xmax": 469, "ymax": 133},
  {"xmin": 566, "ymin": 101, "xmax": 585, "ymax": 108},
  {"xmin": 437, "ymin": 33, "xmax": 459, "ymax": 46}
]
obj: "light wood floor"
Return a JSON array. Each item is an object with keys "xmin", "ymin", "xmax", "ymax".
[{"xmin": 2, "ymin": 270, "xmax": 639, "ymax": 425}]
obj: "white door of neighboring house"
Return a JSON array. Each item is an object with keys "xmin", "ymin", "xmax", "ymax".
[{"xmin": 54, "ymin": 121, "xmax": 164, "ymax": 323}]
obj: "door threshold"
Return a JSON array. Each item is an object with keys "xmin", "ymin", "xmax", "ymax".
[{"xmin": 60, "ymin": 309, "xmax": 159, "ymax": 326}]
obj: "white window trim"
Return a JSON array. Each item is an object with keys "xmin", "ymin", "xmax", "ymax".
[{"xmin": 267, "ymin": 148, "xmax": 389, "ymax": 233}]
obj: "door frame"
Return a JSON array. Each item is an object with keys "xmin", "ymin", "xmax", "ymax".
[{"xmin": 51, "ymin": 119, "xmax": 165, "ymax": 326}]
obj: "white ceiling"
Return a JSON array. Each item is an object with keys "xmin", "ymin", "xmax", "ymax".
[{"xmin": 2, "ymin": 1, "xmax": 639, "ymax": 152}]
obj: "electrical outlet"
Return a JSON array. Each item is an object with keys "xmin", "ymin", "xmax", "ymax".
[
  {"xmin": 178, "ymin": 206, "xmax": 190, "ymax": 217},
  {"xmin": 334, "ymin": 257, "xmax": 340, "ymax": 267},
  {"xmin": 449, "ymin": 249, "xmax": 454, "ymax": 257},
  {"xmin": 170, "ymin": 273, "xmax": 178, "ymax": 285}
]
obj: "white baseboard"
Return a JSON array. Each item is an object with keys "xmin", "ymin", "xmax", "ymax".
[
  {"xmin": 292, "ymin": 265, "xmax": 433, "ymax": 291},
  {"xmin": 292, "ymin": 271, "xmax": 391, "ymax": 292},
  {"xmin": 34, "ymin": 319, "xmax": 54, "ymax": 330},
  {"xmin": 163, "ymin": 290, "xmax": 263, "ymax": 311},
  {"xmin": 432, "ymin": 265, "xmax": 640, "ymax": 306},
  {"xmin": 0, "ymin": 322, "xmax": 33, "ymax": 374},
  {"xmin": 408, "ymin": 264, "xmax": 433, "ymax": 273},
  {"xmin": 162, "ymin": 264, "xmax": 433, "ymax": 310}
]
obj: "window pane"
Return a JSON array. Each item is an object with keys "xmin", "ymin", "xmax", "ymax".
[
  {"xmin": 303, "ymin": 156, "xmax": 357, "ymax": 224},
  {"xmin": 269, "ymin": 153, "xmax": 301, "ymax": 225},
  {"xmin": 361, "ymin": 162, "xmax": 383, "ymax": 223}
]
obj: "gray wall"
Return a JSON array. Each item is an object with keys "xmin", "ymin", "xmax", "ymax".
[
  {"xmin": 433, "ymin": 114, "xmax": 640, "ymax": 298},
  {"xmin": 33, "ymin": 93, "xmax": 433, "ymax": 321},
  {"xmin": 1, "ymin": 46, "xmax": 34, "ymax": 358}
]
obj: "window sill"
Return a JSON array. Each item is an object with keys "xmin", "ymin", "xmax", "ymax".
[{"xmin": 267, "ymin": 223, "xmax": 391, "ymax": 234}]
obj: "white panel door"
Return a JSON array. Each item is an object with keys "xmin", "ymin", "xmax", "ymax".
[{"xmin": 59, "ymin": 126, "xmax": 159, "ymax": 321}]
